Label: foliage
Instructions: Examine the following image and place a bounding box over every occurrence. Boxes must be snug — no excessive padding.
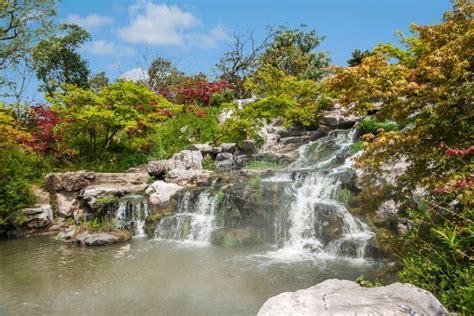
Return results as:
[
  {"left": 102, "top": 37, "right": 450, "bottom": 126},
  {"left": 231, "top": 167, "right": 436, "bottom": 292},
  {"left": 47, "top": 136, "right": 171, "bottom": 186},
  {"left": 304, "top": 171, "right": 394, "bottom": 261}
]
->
[
  {"left": 89, "top": 71, "right": 109, "bottom": 93},
  {"left": 202, "top": 157, "right": 216, "bottom": 171},
  {"left": 222, "top": 66, "right": 330, "bottom": 140},
  {"left": 151, "top": 106, "right": 220, "bottom": 159},
  {"left": 259, "top": 25, "right": 331, "bottom": 81},
  {"left": 337, "top": 188, "right": 354, "bottom": 205},
  {"left": 355, "top": 117, "right": 399, "bottom": 135},
  {"left": 50, "top": 80, "right": 179, "bottom": 162},
  {"left": 346, "top": 49, "right": 373, "bottom": 67},
  {"left": 32, "top": 24, "right": 90, "bottom": 96},
  {"left": 327, "top": 2, "right": 473, "bottom": 311},
  {"left": 356, "top": 275, "right": 382, "bottom": 288},
  {"left": 147, "top": 56, "right": 185, "bottom": 93},
  {"left": 79, "top": 217, "right": 116, "bottom": 232},
  {"left": 161, "top": 79, "right": 233, "bottom": 106},
  {"left": 244, "top": 160, "right": 288, "bottom": 170},
  {"left": 0, "top": 105, "right": 36, "bottom": 232},
  {"left": 0, "top": 0, "right": 56, "bottom": 72},
  {"left": 249, "top": 175, "right": 262, "bottom": 189},
  {"left": 348, "top": 140, "right": 364, "bottom": 155}
]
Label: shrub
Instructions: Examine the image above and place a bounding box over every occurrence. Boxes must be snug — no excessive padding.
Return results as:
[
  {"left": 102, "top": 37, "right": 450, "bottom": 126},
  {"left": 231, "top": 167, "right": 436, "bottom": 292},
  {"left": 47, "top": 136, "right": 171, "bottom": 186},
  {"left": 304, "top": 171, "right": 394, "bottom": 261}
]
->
[
  {"left": 355, "top": 118, "right": 398, "bottom": 135},
  {"left": 348, "top": 140, "right": 364, "bottom": 155}
]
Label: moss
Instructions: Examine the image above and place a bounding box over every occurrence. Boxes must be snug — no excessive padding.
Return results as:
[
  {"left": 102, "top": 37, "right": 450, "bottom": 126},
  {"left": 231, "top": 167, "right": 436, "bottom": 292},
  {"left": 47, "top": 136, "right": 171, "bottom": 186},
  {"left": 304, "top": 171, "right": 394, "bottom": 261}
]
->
[
  {"left": 348, "top": 140, "right": 364, "bottom": 155},
  {"left": 249, "top": 175, "right": 262, "bottom": 190},
  {"left": 337, "top": 188, "right": 354, "bottom": 205},
  {"left": 244, "top": 160, "right": 288, "bottom": 170},
  {"left": 222, "top": 231, "right": 240, "bottom": 247}
]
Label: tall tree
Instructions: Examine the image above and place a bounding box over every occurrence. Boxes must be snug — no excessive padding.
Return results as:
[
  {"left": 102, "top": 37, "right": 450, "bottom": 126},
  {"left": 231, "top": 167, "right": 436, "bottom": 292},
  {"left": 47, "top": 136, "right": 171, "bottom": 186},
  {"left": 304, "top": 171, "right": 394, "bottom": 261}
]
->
[
  {"left": 89, "top": 71, "right": 109, "bottom": 93},
  {"left": 346, "top": 49, "right": 372, "bottom": 67},
  {"left": 32, "top": 23, "right": 90, "bottom": 96},
  {"left": 259, "top": 25, "right": 331, "bottom": 81},
  {"left": 0, "top": 0, "right": 56, "bottom": 71},
  {"left": 147, "top": 56, "right": 184, "bottom": 93}
]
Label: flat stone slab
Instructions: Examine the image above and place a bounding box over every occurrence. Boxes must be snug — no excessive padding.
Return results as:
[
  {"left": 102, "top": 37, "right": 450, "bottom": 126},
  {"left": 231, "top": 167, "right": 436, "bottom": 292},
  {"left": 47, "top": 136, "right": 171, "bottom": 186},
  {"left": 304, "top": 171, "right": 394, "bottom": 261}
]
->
[{"left": 258, "top": 279, "right": 448, "bottom": 316}]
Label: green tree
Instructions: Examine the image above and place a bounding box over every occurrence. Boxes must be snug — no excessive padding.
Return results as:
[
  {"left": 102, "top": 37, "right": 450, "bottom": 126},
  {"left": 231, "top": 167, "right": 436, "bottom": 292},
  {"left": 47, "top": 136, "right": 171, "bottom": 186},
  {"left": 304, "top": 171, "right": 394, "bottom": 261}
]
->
[
  {"left": 89, "top": 71, "right": 109, "bottom": 93},
  {"left": 223, "top": 66, "right": 330, "bottom": 141},
  {"left": 147, "top": 56, "right": 184, "bottom": 93},
  {"left": 51, "top": 81, "right": 179, "bottom": 161},
  {"left": 32, "top": 23, "right": 90, "bottom": 96},
  {"left": 346, "top": 49, "right": 372, "bottom": 67},
  {"left": 0, "top": 0, "right": 56, "bottom": 71},
  {"left": 259, "top": 25, "right": 331, "bottom": 81},
  {"left": 327, "top": 1, "right": 473, "bottom": 311},
  {"left": 0, "top": 104, "right": 36, "bottom": 234}
]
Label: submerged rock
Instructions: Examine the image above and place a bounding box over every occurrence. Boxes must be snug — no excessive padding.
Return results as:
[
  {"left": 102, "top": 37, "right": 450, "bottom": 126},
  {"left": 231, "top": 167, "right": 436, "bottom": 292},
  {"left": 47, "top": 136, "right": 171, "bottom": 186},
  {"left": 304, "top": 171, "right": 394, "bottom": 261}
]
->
[
  {"left": 211, "top": 227, "right": 264, "bottom": 247},
  {"left": 258, "top": 279, "right": 448, "bottom": 316},
  {"left": 72, "top": 230, "right": 131, "bottom": 246}
]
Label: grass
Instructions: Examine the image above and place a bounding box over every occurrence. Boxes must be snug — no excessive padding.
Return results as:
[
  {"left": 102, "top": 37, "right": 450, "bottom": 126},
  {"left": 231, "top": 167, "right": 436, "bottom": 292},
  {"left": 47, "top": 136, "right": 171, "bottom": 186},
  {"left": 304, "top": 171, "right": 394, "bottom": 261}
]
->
[
  {"left": 337, "top": 188, "right": 354, "bottom": 205},
  {"left": 79, "top": 218, "right": 117, "bottom": 232},
  {"left": 348, "top": 140, "right": 364, "bottom": 155}
]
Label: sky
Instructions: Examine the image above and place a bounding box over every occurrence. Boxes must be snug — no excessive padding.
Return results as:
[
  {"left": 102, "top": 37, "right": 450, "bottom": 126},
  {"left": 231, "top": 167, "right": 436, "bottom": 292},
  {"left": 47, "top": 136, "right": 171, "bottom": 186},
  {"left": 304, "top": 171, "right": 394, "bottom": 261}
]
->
[{"left": 48, "top": 0, "right": 454, "bottom": 82}]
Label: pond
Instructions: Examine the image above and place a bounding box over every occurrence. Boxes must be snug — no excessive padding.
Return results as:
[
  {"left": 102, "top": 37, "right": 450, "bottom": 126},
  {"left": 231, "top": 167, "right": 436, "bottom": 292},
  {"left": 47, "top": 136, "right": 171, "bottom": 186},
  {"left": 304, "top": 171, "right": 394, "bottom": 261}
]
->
[{"left": 0, "top": 237, "right": 380, "bottom": 315}]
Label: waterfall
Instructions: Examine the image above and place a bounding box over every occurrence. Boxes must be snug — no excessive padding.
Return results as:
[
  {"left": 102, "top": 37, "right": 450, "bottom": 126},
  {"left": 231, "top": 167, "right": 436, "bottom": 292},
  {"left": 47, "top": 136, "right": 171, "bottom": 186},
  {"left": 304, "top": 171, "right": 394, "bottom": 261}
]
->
[
  {"left": 154, "top": 189, "right": 217, "bottom": 244},
  {"left": 274, "top": 129, "right": 374, "bottom": 259},
  {"left": 114, "top": 195, "right": 150, "bottom": 237}
]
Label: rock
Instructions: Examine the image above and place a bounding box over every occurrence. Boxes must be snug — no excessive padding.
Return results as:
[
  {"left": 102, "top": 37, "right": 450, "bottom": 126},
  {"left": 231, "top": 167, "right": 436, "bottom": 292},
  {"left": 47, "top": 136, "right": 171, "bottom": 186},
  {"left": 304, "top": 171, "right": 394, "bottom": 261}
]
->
[
  {"left": 171, "top": 150, "right": 203, "bottom": 169},
  {"left": 21, "top": 205, "right": 53, "bottom": 230},
  {"left": 57, "top": 227, "right": 76, "bottom": 241},
  {"left": 280, "top": 135, "right": 311, "bottom": 145},
  {"left": 165, "top": 169, "right": 213, "bottom": 186},
  {"left": 215, "top": 159, "right": 236, "bottom": 172},
  {"left": 187, "top": 143, "right": 214, "bottom": 154},
  {"left": 257, "top": 279, "right": 448, "bottom": 316},
  {"left": 146, "top": 160, "right": 174, "bottom": 177},
  {"left": 211, "top": 227, "right": 264, "bottom": 247},
  {"left": 45, "top": 171, "right": 95, "bottom": 192},
  {"left": 56, "top": 193, "right": 81, "bottom": 218},
  {"left": 220, "top": 143, "right": 237, "bottom": 153},
  {"left": 73, "top": 231, "right": 130, "bottom": 246},
  {"left": 216, "top": 152, "right": 234, "bottom": 161},
  {"left": 146, "top": 181, "right": 185, "bottom": 207},
  {"left": 80, "top": 184, "right": 146, "bottom": 209},
  {"left": 320, "top": 104, "right": 361, "bottom": 128},
  {"left": 239, "top": 139, "right": 257, "bottom": 154}
]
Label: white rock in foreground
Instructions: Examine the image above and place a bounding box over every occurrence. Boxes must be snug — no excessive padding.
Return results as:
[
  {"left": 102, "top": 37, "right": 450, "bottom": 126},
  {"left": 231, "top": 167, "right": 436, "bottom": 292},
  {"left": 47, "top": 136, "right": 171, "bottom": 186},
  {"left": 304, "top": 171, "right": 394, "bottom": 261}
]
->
[{"left": 258, "top": 279, "right": 447, "bottom": 316}]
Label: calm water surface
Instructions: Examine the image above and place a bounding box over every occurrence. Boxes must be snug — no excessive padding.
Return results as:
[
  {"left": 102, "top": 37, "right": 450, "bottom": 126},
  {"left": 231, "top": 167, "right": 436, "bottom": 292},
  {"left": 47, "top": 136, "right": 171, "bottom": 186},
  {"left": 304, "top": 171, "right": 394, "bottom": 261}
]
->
[{"left": 0, "top": 237, "right": 380, "bottom": 315}]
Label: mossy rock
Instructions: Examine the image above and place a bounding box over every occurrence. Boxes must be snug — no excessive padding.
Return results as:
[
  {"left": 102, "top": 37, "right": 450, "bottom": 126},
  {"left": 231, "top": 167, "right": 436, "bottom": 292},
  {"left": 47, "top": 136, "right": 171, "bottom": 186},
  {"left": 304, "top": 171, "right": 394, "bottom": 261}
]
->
[
  {"left": 211, "top": 227, "right": 263, "bottom": 247},
  {"left": 144, "top": 209, "right": 175, "bottom": 237}
]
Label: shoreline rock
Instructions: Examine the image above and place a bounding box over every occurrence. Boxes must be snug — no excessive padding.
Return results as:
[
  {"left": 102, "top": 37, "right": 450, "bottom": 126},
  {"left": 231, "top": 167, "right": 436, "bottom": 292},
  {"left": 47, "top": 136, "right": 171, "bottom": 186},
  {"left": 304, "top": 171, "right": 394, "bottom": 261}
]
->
[{"left": 257, "top": 279, "right": 448, "bottom": 315}]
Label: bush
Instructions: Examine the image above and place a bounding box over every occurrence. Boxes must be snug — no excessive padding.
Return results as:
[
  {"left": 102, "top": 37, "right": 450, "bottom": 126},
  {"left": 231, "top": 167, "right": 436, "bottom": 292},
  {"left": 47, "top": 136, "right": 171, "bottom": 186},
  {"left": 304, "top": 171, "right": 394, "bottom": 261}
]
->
[
  {"left": 355, "top": 118, "right": 399, "bottom": 135},
  {"left": 151, "top": 106, "right": 221, "bottom": 159}
]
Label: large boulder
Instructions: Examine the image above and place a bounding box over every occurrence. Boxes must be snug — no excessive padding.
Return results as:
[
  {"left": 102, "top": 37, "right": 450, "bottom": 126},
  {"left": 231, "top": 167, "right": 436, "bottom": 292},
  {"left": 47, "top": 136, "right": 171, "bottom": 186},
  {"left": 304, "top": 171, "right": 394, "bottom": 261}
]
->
[
  {"left": 145, "top": 181, "right": 185, "bottom": 208},
  {"left": 21, "top": 205, "right": 53, "bottom": 230},
  {"left": 80, "top": 183, "right": 146, "bottom": 209},
  {"left": 258, "top": 279, "right": 448, "bottom": 316},
  {"left": 146, "top": 160, "right": 175, "bottom": 177},
  {"left": 171, "top": 150, "right": 203, "bottom": 169},
  {"left": 165, "top": 169, "right": 213, "bottom": 186}
]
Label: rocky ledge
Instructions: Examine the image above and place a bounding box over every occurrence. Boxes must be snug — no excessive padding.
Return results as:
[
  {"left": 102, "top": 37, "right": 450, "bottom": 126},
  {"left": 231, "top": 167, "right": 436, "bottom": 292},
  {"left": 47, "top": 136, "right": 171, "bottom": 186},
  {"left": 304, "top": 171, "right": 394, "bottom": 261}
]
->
[{"left": 257, "top": 279, "right": 448, "bottom": 316}]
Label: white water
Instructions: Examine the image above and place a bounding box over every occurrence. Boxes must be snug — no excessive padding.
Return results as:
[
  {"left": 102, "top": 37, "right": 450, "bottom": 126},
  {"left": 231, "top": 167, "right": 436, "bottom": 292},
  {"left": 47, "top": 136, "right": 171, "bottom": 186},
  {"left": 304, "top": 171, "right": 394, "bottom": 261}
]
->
[
  {"left": 154, "top": 190, "right": 217, "bottom": 245},
  {"left": 269, "top": 129, "right": 374, "bottom": 260},
  {"left": 115, "top": 195, "right": 150, "bottom": 237}
]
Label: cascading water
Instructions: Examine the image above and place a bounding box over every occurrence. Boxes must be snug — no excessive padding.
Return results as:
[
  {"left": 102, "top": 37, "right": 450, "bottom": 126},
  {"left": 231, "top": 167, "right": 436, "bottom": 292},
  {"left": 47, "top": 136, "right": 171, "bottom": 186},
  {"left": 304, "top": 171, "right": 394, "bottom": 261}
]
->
[
  {"left": 270, "top": 129, "right": 374, "bottom": 259},
  {"left": 114, "top": 195, "right": 150, "bottom": 237},
  {"left": 154, "top": 189, "right": 217, "bottom": 244}
]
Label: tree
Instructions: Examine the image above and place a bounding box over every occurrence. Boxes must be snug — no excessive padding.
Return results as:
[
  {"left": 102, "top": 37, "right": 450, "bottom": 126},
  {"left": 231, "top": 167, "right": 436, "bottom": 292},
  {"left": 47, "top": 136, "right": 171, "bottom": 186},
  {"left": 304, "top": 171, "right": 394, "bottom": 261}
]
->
[
  {"left": 89, "top": 71, "right": 109, "bottom": 93},
  {"left": 0, "top": 0, "right": 56, "bottom": 71},
  {"left": 259, "top": 25, "right": 331, "bottom": 81},
  {"left": 0, "top": 104, "right": 36, "bottom": 233},
  {"left": 326, "top": 1, "right": 473, "bottom": 311},
  {"left": 147, "top": 57, "right": 184, "bottom": 93},
  {"left": 32, "top": 23, "right": 90, "bottom": 96},
  {"left": 51, "top": 81, "right": 180, "bottom": 161},
  {"left": 223, "top": 66, "right": 330, "bottom": 141},
  {"left": 216, "top": 27, "right": 275, "bottom": 97},
  {"left": 346, "top": 49, "right": 372, "bottom": 67}
]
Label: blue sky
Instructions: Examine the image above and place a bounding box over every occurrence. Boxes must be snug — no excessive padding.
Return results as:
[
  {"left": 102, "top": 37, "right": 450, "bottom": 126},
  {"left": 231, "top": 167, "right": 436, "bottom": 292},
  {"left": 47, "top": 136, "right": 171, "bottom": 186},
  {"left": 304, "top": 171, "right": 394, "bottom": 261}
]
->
[{"left": 59, "top": 0, "right": 451, "bottom": 81}]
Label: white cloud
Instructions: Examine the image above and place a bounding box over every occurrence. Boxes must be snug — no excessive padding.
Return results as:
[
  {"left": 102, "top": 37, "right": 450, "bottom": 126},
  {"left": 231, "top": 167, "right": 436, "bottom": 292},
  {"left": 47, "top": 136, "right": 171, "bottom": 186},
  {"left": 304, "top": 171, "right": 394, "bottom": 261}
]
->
[
  {"left": 121, "top": 67, "right": 149, "bottom": 82},
  {"left": 185, "top": 25, "right": 231, "bottom": 49},
  {"left": 82, "top": 40, "right": 136, "bottom": 56},
  {"left": 66, "top": 14, "right": 114, "bottom": 30},
  {"left": 117, "top": 3, "right": 200, "bottom": 46},
  {"left": 117, "top": 2, "right": 229, "bottom": 49}
]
